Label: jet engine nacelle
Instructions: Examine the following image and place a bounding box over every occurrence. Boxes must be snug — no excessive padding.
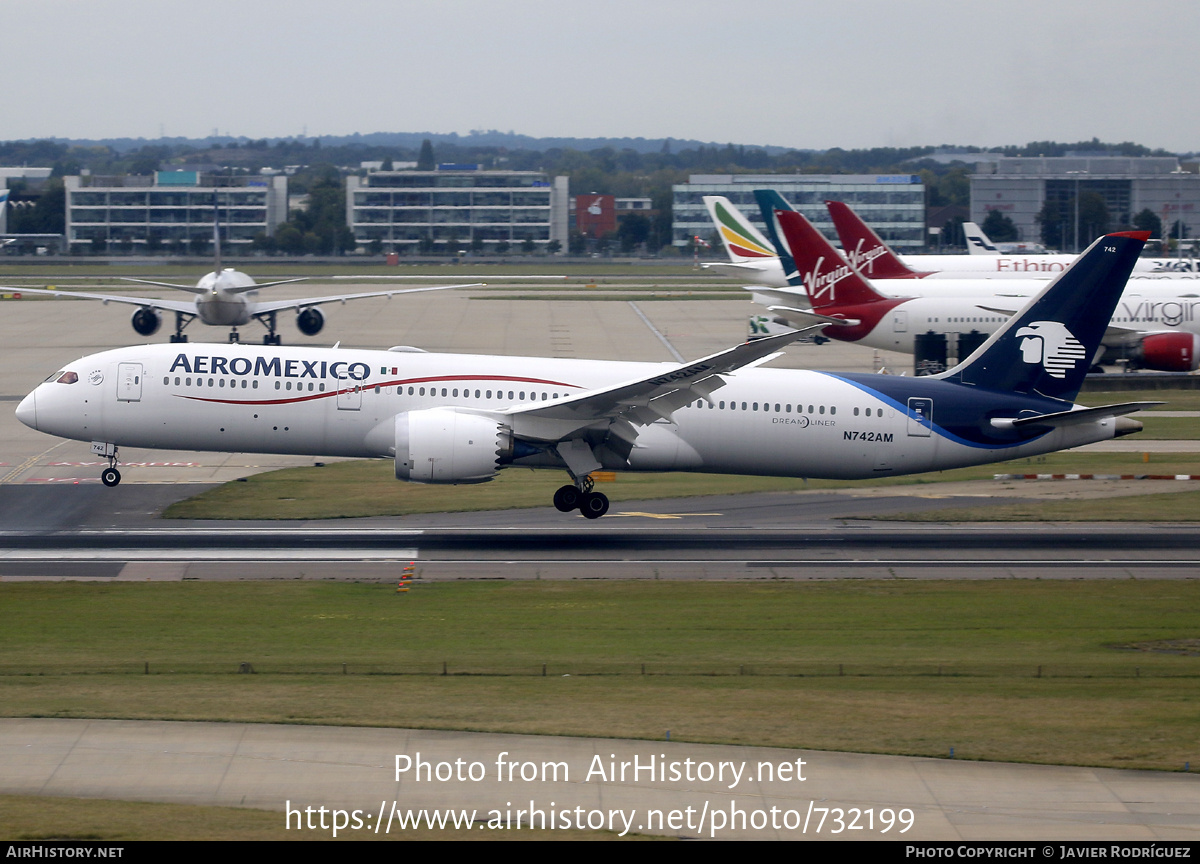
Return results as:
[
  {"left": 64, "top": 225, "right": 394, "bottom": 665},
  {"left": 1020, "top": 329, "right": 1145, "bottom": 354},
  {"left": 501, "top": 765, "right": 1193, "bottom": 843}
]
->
[
  {"left": 394, "top": 408, "right": 511, "bottom": 484},
  {"left": 130, "top": 308, "right": 161, "bottom": 336},
  {"left": 1140, "top": 332, "right": 1200, "bottom": 372},
  {"left": 296, "top": 307, "right": 325, "bottom": 336}
]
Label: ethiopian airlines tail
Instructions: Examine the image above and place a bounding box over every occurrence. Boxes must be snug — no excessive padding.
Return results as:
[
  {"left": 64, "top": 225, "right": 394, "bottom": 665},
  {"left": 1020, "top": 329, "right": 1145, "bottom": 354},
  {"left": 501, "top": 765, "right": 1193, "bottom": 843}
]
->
[
  {"left": 824, "top": 199, "right": 934, "bottom": 279},
  {"left": 943, "top": 231, "right": 1150, "bottom": 402},
  {"left": 963, "top": 222, "right": 1000, "bottom": 255},
  {"left": 702, "top": 196, "right": 777, "bottom": 263}
]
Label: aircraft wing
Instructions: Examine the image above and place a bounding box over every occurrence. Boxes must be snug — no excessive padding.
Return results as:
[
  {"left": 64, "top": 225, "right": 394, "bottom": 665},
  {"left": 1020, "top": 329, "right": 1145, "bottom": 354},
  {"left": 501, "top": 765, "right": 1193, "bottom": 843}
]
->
[
  {"left": 503, "top": 328, "right": 815, "bottom": 470},
  {"left": 11, "top": 286, "right": 199, "bottom": 315},
  {"left": 247, "top": 282, "right": 485, "bottom": 315}
]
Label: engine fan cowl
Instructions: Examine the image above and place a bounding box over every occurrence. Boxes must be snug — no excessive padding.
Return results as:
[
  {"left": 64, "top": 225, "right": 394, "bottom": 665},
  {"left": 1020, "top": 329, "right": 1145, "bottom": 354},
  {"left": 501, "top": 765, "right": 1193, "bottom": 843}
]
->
[
  {"left": 296, "top": 307, "right": 325, "bottom": 336},
  {"left": 394, "top": 408, "right": 510, "bottom": 484},
  {"left": 1140, "top": 332, "right": 1200, "bottom": 372},
  {"left": 130, "top": 308, "right": 161, "bottom": 336}
]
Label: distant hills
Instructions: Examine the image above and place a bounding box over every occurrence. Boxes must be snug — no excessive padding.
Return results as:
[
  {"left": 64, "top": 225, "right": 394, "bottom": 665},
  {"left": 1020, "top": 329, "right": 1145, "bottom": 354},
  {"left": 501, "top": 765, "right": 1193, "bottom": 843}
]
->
[{"left": 41, "top": 130, "right": 800, "bottom": 156}]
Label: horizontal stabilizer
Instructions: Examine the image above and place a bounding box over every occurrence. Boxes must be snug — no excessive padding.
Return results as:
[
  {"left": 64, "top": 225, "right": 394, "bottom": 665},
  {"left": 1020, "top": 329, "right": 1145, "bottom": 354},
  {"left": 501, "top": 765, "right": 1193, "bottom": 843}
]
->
[
  {"left": 120, "top": 277, "right": 207, "bottom": 294},
  {"left": 227, "top": 277, "right": 309, "bottom": 295},
  {"left": 989, "top": 402, "right": 1163, "bottom": 430},
  {"left": 767, "top": 305, "right": 860, "bottom": 327}
]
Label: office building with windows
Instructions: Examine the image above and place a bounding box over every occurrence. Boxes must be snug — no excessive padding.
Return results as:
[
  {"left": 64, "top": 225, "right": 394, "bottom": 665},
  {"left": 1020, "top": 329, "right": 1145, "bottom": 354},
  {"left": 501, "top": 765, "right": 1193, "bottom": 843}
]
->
[
  {"left": 346, "top": 167, "right": 569, "bottom": 253},
  {"left": 673, "top": 173, "right": 927, "bottom": 249},
  {"left": 64, "top": 172, "right": 287, "bottom": 254},
  {"left": 970, "top": 156, "right": 1200, "bottom": 251}
]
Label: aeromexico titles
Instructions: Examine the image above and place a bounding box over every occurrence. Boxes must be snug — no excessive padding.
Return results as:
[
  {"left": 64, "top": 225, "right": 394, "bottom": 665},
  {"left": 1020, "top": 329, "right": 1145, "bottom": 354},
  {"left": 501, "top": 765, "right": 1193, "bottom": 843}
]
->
[
  {"left": 732, "top": 191, "right": 1200, "bottom": 373},
  {"left": 17, "top": 229, "right": 1160, "bottom": 518}
]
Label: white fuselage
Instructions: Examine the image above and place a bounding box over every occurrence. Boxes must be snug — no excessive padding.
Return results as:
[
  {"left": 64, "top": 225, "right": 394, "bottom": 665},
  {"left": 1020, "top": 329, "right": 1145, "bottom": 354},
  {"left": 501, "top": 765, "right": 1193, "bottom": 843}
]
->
[
  {"left": 191, "top": 269, "right": 259, "bottom": 326},
  {"left": 903, "top": 253, "right": 1198, "bottom": 279},
  {"left": 18, "top": 343, "right": 1122, "bottom": 483},
  {"left": 752, "top": 280, "right": 1200, "bottom": 356},
  {"left": 707, "top": 257, "right": 1200, "bottom": 287}
]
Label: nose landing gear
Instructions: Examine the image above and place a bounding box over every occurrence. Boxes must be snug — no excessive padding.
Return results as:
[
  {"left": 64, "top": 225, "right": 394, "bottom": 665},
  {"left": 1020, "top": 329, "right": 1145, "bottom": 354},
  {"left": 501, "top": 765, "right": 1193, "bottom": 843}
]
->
[{"left": 99, "top": 446, "right": 121, "bottom": 487}]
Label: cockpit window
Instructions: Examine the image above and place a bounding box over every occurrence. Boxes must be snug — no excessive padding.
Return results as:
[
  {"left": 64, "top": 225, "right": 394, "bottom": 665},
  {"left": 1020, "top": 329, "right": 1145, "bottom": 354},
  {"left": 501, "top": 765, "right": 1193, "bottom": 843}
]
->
[{"left": 54, "top": 371, "right": 79, "bottom": 385}]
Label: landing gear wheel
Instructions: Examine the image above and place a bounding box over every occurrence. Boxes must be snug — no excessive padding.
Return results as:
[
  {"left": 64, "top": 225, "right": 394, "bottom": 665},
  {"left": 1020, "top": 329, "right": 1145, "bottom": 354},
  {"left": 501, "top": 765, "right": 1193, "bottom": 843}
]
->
[
  {"left": 101, "top": 467, "right": 121, "bottom": 487},
  {"left": 553, "top": 484, "right": 580, "bottom": 512},
  {"left": 263, "top": 334, "right": 281, "bottom": 346},
  {"left": 579, "top": 491, "right": 609, "bottom": 519}
]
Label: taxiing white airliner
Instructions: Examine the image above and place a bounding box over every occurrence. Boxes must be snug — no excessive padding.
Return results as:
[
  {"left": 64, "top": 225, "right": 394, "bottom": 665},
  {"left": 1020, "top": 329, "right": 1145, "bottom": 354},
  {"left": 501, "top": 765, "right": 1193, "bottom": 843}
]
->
[
  {"left": 15, "top": 210, "right": 480, "bottom": 344},
  {"left": 17, "top": 230, "right": 1156, "bottom": 518}
]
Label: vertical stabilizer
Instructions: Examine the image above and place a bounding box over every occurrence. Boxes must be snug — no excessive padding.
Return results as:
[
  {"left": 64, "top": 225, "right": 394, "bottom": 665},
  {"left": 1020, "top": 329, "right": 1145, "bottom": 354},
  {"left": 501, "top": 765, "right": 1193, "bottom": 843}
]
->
[
  {"left": 963, "top": 222, "right": 1000, "bottom": 255},
  {"left": 701, "top": 196, "right": 777, "bottom": 263},
  {"left": 825, "top": 199, "right": 933, "bottom": 279},
  {"left": 773, "top": 209, "right": 897, "bottom": 309},
  {"left": 751, "top": 189, "right": 801, "bottom": 285},
  {"left": 944, "top": 232, "right": 1149, "bottom": 400},
  {"left": 212, "top": 191, "right": 222, "bottom": 277}
]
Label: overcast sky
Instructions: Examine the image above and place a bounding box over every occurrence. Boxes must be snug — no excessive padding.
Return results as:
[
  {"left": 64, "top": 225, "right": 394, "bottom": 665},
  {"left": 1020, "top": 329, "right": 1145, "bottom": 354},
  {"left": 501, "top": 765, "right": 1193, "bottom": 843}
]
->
[{"left": 4, "top": 0, "right": 1196, "bottom": 152}]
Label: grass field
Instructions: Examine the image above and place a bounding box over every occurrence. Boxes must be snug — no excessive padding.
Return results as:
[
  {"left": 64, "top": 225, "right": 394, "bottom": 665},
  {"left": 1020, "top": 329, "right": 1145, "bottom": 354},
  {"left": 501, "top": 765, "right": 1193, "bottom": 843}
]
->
[
  {"left": 1079, "top": 390, "right": 1200, "bottom": 411},
  {"left": 164, "top": 451, "right": 1200, "bottom": 521},
  {"left": 0, "top": 794, "right": 621, "bottom": 841},
  {"left": 870, "top": 488, "right": 1200, "bottom": 522},
  {"left": 1136, "top": 416, "right": 1200, "bottom": 439},
  {"left": 1, "top": 580, "right": 1197, "bottom": 772}
]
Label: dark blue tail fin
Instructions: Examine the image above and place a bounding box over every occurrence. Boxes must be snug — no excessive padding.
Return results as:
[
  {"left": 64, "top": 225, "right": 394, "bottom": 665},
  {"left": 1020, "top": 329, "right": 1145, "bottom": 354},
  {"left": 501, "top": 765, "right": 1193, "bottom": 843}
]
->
[
  {"left": 752, "top": 189, "right": 802, "bottom": 285},
  {"left": 944, "top": 231, "right": 1149, "bottom": 401}
]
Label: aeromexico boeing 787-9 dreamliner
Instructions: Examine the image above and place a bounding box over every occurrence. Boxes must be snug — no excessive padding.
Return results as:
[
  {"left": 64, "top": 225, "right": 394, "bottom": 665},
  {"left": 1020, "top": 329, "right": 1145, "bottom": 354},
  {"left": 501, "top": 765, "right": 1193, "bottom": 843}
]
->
[{"left": 17, "top": 231, "right": 1157, "bottom": 518}]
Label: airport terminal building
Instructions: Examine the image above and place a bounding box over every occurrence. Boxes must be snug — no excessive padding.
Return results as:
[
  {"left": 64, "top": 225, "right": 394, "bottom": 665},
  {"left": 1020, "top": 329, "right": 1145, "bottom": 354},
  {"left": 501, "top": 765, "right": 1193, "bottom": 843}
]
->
[
  {"left": 672, "top": 173, "right": 928, "bottom": 249},
  {"left": 64, "top": 172, "right": 288, "bottom": 255},
  {"left": 346, "top": 167, "right": 570, "bottom": 254},
  {"left": 970, "top": 156, "right": 1200, "bottom": 251}
]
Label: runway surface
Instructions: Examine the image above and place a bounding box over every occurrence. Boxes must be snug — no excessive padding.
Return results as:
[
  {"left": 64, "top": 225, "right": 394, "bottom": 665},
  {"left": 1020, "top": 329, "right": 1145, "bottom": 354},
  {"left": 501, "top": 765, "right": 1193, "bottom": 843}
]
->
[{"left": 1, "top": 482, "right": 1199, "bottom": 582}]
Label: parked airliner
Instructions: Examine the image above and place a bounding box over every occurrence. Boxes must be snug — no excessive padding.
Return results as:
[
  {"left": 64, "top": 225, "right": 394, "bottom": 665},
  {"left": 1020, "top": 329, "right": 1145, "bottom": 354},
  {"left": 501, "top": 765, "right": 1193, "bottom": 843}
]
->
[
  {"left": 828, "top": 203, "right": 1194, "bottom": 278},
  {"left": 759, "top": 204, "right": 1200, "bottom": 372},
  {"left": 703, "top": 193, "right": 1197, "bottom": 284},
  {"left": 17, "top": 231, "right": 1157, "bottom": 518}
]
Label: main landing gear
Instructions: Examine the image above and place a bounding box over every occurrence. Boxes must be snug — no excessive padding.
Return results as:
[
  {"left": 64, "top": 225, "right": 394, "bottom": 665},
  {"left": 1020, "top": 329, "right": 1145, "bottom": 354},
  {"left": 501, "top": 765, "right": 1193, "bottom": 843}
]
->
[
  {"left": 257, "top": 311, "right": 282, "bottom": 345},
  {"left": 169, "top": 311, "right": 194, "bottom": 343},
  {"left": 100, "top": 447, "right": 121, "bottom": 487},
  {"left": 553, "top": 475, "right": 609, "bottom": 519}
]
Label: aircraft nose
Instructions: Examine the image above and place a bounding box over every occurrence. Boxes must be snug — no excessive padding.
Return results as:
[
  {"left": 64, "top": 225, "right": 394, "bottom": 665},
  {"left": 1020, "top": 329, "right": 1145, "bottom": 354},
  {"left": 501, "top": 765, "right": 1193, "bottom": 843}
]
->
[{"left": 15, "top": 390, "right": 37, "bottom": 430}]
